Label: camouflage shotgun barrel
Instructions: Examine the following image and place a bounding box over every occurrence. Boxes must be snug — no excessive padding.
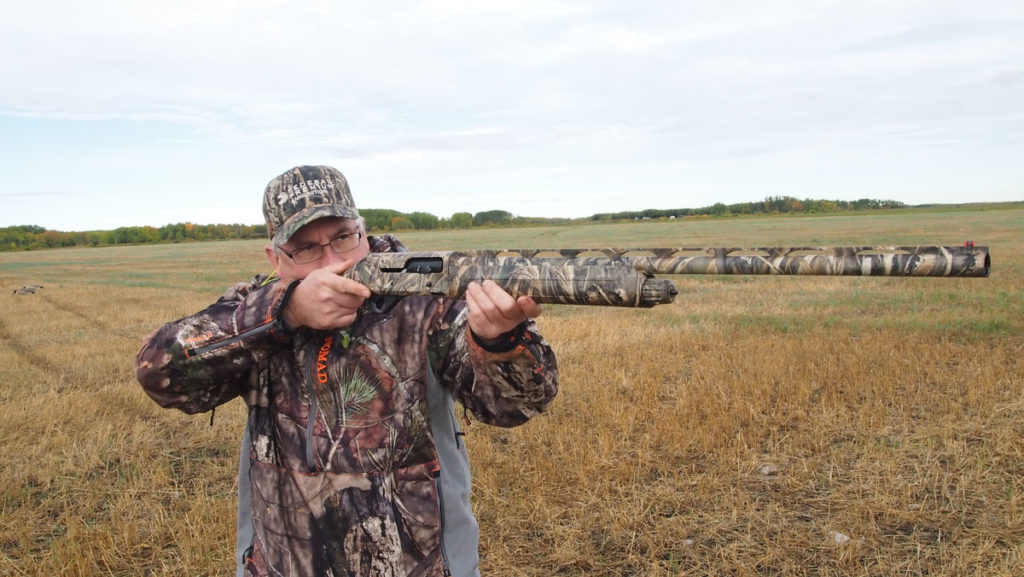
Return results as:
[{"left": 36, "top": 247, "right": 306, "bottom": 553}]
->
[{"left": 345, "top": 245, "right": 990, "bottom": 308}]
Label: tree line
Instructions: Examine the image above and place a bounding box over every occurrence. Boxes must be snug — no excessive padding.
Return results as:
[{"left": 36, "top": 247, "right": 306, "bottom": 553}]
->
[
  {"left": 2, "top": 197, "right": 903, "bottom": 251},
  {"left": 0, "top": 223, "right": 270, "bottom": 251},
  {"left": 359, "top": 209, "right": 568, "bottom": 231},
  {"left": 589, "top": 196, "right": 906, "bottom": 221},
  {"left": 0, "top": 209, "right": 567, "bottom": 251}
]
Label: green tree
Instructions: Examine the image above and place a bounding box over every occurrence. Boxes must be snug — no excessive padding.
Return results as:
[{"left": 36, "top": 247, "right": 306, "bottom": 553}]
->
[
  {"left": 407, "top": 212, "right": 439, "bottom": 230},
  {"left": 472, "top": 210, "right": 513, "bottom": 226},
  {"left": 450, "top": 212, "right": 473, "bottom": 228},
  {"left": 361, "top": 209, "right": 403, "bottom": 231},
  {"left": 389, "top": 216, "right": 414, "bottom": 230}
]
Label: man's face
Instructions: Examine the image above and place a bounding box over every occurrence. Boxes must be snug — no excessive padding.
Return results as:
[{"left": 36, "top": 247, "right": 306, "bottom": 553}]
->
[{"left": 265, "top": 217, "right": 369, "bottom": 280}]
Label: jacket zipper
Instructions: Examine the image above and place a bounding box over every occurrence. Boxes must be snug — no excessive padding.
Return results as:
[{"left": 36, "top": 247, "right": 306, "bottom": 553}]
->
[
  {"left": 433, "top": 469, "right": 452, "bottom": 576},
  {"left": 303, "top": 335, "right": 323, "bottom": 471}
]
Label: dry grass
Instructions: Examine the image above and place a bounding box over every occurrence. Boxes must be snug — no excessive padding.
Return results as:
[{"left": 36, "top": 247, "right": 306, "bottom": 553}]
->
[{"left": 1, "top": 208, "right": 1022, "bottom": 576}]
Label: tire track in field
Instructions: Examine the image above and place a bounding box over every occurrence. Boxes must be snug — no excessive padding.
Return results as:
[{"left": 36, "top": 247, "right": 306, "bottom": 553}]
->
[
  {"left": 0, "top": 317, "right": 59, "bottom": 377},
  {"left": 37, "top": 292, "right": 116, "bottom": 332}
]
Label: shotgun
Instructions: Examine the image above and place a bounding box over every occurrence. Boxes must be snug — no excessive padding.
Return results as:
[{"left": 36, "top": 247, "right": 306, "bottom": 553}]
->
[{"left": 345, "top": 245, "right": 990, "bottom": 308}]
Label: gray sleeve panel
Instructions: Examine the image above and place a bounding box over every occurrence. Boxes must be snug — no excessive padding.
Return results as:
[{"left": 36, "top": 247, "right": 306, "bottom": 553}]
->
[
  {"left": 236, "top": 420, "right": 254, "bottom": 577},
  {"left": 426, "top": 360, "right": 481, "bottom": 577}
]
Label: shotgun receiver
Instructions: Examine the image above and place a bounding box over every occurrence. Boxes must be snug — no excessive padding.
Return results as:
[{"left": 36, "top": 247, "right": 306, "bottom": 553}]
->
[{"left": 345, "top": 245, "right": 990, "bottom": 308}]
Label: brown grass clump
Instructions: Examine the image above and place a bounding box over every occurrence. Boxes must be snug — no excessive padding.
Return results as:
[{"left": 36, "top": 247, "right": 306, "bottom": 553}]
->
[{"left": 1, "top": 208, "right": 1022, "bottom": 576}]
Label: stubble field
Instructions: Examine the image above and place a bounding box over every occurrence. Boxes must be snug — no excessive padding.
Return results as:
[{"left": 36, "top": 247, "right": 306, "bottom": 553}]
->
[{"left": 1, "top": 207, "right": 1022, "bottom": 576}]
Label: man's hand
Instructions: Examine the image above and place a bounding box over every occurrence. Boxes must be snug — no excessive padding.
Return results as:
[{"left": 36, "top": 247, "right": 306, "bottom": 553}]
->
[
  {"left": 282, "top": 262, "right": 371, "bottom": 331},
  {"left": 465, "top": 280, "right": 542, "bottom": 342}
]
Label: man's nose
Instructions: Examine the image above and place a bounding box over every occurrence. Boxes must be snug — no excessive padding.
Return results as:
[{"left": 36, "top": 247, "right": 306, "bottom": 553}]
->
[{"left": 319, "top": 244, "right": 351, "bottom": 267}]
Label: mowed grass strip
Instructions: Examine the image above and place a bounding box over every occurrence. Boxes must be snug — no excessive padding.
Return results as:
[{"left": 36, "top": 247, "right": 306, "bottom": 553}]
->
[{"left": 0, "top": 207, "right": 1021, "bottom": 576}]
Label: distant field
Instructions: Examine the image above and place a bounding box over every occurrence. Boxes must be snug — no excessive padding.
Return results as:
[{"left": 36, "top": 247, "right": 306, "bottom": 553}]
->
[{"left": 1, "top": 207, "right": 1021, "bottom": 576}]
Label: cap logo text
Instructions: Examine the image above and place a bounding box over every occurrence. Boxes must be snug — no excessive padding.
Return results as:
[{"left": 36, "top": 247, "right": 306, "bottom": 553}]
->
[{"left": 275, "top": 178, "right": 336, "bottom": 207}]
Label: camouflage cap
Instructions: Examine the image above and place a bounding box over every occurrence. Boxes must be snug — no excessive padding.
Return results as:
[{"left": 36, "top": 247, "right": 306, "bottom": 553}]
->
[{"left": 263, "top": 166, "right": 361, "bottom": 246}]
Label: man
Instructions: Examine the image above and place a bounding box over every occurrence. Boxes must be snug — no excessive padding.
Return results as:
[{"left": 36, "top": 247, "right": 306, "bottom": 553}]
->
[{"left": 136, "top": 165, "right": 559, "bottom": 577}]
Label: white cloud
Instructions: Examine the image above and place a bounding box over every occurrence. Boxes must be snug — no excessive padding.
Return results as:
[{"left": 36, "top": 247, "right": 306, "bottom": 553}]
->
[{"left": 1, "top": 1, "right": 1022, "bottom": 230}]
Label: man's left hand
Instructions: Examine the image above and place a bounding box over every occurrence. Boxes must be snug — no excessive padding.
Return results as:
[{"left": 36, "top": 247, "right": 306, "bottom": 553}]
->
[{"left": 465, "top": 280, "right": 542, "bottom": 341}]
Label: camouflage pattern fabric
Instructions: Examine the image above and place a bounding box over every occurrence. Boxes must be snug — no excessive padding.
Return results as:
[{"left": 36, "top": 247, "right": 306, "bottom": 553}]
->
[
  {"left": 345, "top": 252, "right": 678, "bottom": 307},
  {"left": 338, "top": 245, "right": 988, "bottom": 310},
  {"left": 135, "top": 235, "right": 558, "bottom": 577}
]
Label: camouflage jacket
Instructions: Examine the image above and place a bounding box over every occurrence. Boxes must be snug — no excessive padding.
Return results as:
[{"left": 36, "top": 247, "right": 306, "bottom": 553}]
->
[{"left": 135, "top": 236, "right": 559, "bottom": 577}]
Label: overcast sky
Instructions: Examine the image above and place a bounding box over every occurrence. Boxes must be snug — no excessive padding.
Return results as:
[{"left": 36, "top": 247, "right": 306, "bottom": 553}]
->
[{"left": 2, "top": 0, "right": 1022, "bottom": 231}]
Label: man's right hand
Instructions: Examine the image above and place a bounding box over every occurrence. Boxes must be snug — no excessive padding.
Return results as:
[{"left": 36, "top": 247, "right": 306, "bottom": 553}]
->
[{"left": 282, "top": 261, "right": 371, "bottom": 330}]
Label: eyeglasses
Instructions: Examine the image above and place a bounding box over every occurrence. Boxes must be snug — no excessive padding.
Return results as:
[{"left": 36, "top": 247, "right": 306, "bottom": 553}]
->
[{"left": 279, "top": 231, "right": 363, "bottom": 264}]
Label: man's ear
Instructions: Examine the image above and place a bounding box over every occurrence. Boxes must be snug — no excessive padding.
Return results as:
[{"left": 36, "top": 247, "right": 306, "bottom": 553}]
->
[{"left": 265, "top": 244, "right": 280, "bottom": 269}]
